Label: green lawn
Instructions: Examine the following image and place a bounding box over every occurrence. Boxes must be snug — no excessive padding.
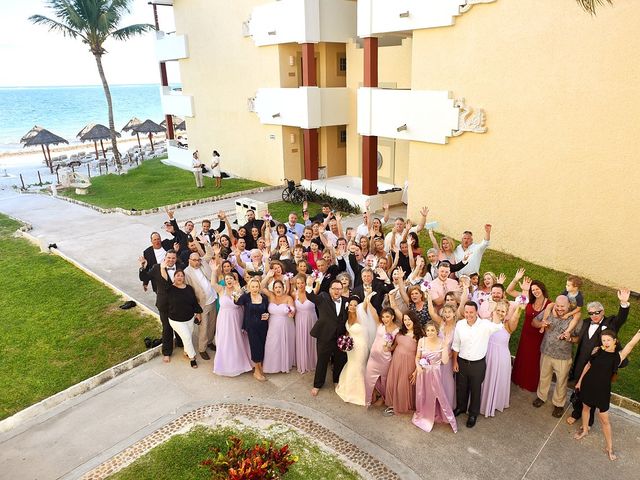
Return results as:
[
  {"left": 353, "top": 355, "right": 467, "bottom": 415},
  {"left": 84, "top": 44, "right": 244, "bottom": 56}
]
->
[
  {"left": 267, "top": 200, "right": 323, "bottom": 223},
  {"left": 417, "top": 230, "right": 640, "bottom": 400},
  {"left": 111, "top": 424, "right": 360, "bottom": 480},
  {"left": 0, "top": 214, "right": 161, "bottom": 420},
  {"left": 60, "top": 158, "right": 267, "bottom": 210}
]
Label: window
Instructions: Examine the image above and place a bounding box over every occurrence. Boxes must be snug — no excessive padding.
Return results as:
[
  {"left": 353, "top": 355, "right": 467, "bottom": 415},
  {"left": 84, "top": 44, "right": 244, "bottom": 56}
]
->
[
  {"left": 337, "top": 127, "right": 347, "bottom": 148},
  {"left": 337, "top": 53, "right": 347, "bottom": 76}
]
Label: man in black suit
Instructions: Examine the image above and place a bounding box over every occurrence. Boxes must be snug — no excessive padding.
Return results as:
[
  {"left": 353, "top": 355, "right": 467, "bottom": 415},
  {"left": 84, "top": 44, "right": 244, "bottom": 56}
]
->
[
  {"left": 139, "top": 249, "right": 184, "bottom": 361},
  {"left": 307, "top": 278, "right": 348, "bottom": 396},
  {"left": 138, "top": 232, "right": 173, "bottom": 292},
  {"left": 567, "top": 289, "right": 631, "bottom": 425},
  {"left": 315, "top": 257, "right": 345, "bottom": 293}
]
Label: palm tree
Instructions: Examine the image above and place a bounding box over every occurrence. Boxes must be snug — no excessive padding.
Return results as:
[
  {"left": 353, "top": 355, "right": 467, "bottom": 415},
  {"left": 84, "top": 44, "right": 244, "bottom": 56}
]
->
[
  {"left": 30, "top": 0, "right": 154, "bottom": 169},
  {"left": 576, "top": 0, "right": 613, "bottom": 14}
]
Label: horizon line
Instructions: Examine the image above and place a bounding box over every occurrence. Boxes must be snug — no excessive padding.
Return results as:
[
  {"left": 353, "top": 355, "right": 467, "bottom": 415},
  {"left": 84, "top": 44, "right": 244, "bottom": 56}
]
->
[{"left": 0, "top": 82, "right": 180, "bottom": 89}]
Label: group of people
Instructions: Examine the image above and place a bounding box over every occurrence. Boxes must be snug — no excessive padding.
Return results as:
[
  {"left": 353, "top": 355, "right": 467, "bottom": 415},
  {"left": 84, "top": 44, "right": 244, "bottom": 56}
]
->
[
  {"left": 137, "top": 201, "right": 639, "bottom": 461},
  {"left": 191, "top": 149, "right": 222, "bottom": 188}
]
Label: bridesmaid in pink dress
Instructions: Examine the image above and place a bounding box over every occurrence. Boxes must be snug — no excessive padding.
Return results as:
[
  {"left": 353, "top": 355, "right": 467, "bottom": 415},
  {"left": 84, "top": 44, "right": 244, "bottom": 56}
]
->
[
  {"left": 384, "top": 311, "right": 424, "bottom": 416},
  {"left": 261, "top": 278, "right": 296, "bottom": 374},
  {"left": 427, "top": 294, "right": 459, "bottom": 409},
  {"left": 364, "top": 307, "right": 400, "bottom": 406},
  {"left": 480, "top": 299, "right": 524, "bottom": 417},
  {"left": 412, "top": 322, "right": 457, "bottom": 433},
  {"left": 292, "top": 275, "right": 318, "bottom": 373},
  {"left": 210, "top": 269, "right": 252, "bottom": 377}
]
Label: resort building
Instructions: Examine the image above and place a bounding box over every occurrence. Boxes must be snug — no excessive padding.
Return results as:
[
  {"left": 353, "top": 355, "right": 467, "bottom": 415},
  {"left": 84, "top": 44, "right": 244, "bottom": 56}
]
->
[{"left": 153, "top": 0, "right": 640, "bottom": 291}]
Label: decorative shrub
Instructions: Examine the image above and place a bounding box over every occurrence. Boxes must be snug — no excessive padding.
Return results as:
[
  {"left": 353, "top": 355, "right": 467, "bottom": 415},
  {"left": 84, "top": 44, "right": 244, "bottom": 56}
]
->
[
  {"left": 201, "top": 435, "right": 298, "bottom": 479},
  {"left": 301, "top": 188, "right": 361, "bottom": 215}
]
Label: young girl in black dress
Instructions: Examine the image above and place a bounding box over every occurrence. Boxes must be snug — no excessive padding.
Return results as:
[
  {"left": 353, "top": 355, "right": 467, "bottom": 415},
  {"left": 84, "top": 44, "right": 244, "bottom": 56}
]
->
[{"left": 574, "top": 327, "right": 640, "bottom": 460}]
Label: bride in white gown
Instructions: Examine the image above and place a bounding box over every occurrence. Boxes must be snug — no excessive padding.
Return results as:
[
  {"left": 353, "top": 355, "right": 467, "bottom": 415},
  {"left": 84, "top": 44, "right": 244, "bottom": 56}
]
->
[{"left": 335, "top": 292, "right": 378, "bottom": 406}]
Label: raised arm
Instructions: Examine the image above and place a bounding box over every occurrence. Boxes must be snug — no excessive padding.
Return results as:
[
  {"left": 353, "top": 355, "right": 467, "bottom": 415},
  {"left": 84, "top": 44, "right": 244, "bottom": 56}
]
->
[
  {"left": 505, "top": 304, "right": 523, "bottom": 334},
  {"left": 506, "top": 268, "right": 526, "bottom": 298},
  {"left": 414, "top": 206, "right": 428, "bottom": 233},
  {"left": 210, "top": 262, "right": 224, "bottom": 294},
  {"left": 388, "top": 288, "right": 405, "bottom": 324},
  {"left": 619, "top": 328, "right": 640, "bottom": 364},
  {"left": 407, "top": 235, "right": 416, "bottom": 270},
  {"left": 426, "top": 291, "right": 444, "bottom": 325},
  {"left": 428, "top": 229, "right": 439, "bottom": 251},
  {"left": 382, "top": 202, "right": 390, "bottom": 225}
]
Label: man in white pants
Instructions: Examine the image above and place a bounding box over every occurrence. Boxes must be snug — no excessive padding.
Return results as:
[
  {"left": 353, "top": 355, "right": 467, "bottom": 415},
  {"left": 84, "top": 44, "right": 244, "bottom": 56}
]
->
[{"left": 184, "top": 252, "right": 217, "bottom": 359}]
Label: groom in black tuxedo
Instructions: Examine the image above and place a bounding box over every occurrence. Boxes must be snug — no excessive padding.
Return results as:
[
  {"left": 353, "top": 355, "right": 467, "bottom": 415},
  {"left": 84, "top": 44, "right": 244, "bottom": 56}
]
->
[{"left": 307, "top": 278, "right": 348, "bottom": 396}]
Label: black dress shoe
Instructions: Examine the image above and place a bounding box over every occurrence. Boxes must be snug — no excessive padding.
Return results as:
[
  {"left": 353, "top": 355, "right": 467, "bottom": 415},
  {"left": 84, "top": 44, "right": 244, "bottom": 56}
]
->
[
  {"left": 453, "top": 408, "right": 465, "bottom": 417},
  {"left": 207, "top": 342, "right": 217, "bottom": 351},
  {"left": 200, "top": 351, "right": 211, "bottom": 360},
  {"left": 466, "top": 416, "right": 477, "bottom": 428}
]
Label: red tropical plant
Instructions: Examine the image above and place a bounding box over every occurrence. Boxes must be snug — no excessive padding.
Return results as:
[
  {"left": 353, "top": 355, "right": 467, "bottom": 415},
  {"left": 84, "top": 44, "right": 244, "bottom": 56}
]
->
[{"left": 201, "top": 436, "right": 297, "bottom": 479}]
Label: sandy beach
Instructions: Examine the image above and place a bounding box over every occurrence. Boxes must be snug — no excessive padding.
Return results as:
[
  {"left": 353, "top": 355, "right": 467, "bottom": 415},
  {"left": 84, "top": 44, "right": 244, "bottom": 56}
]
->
[{"left": 0, "top": 134, "right": 167, "bottom": 190}]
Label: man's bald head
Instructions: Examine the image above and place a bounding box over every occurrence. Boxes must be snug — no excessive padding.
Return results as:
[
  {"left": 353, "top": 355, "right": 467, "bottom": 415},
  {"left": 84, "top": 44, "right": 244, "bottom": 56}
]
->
[{"left": 554, "top": 295, "right": 569, "bottom": 316}]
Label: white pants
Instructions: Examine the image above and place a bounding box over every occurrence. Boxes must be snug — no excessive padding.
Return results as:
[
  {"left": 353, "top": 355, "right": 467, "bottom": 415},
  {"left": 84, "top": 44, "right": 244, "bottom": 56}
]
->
[{"left": 169, "top": 318, "right": 197, "bottom": 359}]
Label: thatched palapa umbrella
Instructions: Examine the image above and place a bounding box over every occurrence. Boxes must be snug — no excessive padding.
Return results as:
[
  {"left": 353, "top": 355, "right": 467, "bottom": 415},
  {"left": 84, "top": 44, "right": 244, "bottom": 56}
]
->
[
  {"left": 77, "top": 123, "right": 121, "bottom": 159},
  {"left": 160, "top": 115, "right": 185, "bottom": 132},
  {"left": 121, "top": 117, "right": 142, "bottom": 148},
  {"left": 131, "top": 119, "right": 165, "bottom": 152},
  {"left": 22, "top": 128, "right": 68, "bottom": 173}
]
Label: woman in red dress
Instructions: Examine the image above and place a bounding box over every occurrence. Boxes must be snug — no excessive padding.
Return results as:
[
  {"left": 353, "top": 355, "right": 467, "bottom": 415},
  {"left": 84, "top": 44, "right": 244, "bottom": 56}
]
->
[{"left": 508, "top": 270, "right": 548, "bottom": 392}]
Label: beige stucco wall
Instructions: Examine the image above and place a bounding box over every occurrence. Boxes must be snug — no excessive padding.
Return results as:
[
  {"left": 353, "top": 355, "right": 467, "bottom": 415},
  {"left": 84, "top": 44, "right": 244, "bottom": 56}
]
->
[
  {"left": 407, "top": 1, "right": 640, "bottom": 290},
  {"left": 317, "top": 43, "right": 347, "bottom": 88},
  {"left": 174, "top": 0, "right": 285, "bottom": 185}
]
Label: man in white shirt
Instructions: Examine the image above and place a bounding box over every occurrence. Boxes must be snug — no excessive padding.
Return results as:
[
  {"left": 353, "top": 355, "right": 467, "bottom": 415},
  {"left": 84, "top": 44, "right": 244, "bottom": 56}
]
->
[
  {"left": 454, "top": 224, "right": 492, "bottom": 277},
  {"left": 284, "top": 212, "right": 306, "bottom": 242},
  {"left": 229, "top": 237, "right": 251, "bottom": 278},
  {"left": 383, "top": 207, "right": 429, "bottom": 252},
  {"left": 185, "top": 253, "right": 218, "bottom": 360},
  {"left": 452, "top": 300, "right": 503, "bottom": 428},
  {"left": 355, "top": 202, "right": 390, "bottom": 242}
]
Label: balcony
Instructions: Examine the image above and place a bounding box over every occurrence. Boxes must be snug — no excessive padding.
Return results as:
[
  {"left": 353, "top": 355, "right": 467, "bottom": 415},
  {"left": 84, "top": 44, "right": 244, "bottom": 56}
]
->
[
  {"left": 246, "top": 0, "right": 356, "bottom": 46},
  {"left": 358, "top": 0, "right": 467, "bottom": 37},
  {"left": 164, "top": 139, "right": 194, "bottom": 171},
  {"left": 155, "top": 31, "right": 189, "bottom": 62},
  {"left": 357, "top": 88, "right": 459, "bottom": 144},
  {"left": 160, "top": 86, "right": 194, "bottom": 118},
  {"left": 253, "top": 87, "right": 348, "bottom": 129}
]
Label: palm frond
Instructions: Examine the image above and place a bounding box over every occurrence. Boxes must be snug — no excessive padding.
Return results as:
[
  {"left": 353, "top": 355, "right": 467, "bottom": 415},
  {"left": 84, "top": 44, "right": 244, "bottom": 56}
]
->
[
  {"left": 110, "top": 23, "right": 155, "bottom": 41},
  {"left": 576, "top": 0, "right": 613, "bottom": 15},
  {"left": 28, "top": 14, "right": 83, "bottom": 40}
]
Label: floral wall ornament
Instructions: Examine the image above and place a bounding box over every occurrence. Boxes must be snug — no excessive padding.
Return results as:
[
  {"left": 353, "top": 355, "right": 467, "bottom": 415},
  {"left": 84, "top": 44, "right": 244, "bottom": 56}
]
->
[
  {"left": 460, "top": 0, "right": 497, "bottom": 14},
  {"left": 452, "top": 97, "right": 487, "bottom": 137}
]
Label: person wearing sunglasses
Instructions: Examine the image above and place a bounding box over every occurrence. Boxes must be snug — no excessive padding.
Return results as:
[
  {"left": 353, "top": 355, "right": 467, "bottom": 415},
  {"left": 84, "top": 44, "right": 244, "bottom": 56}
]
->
[{"left": 567, "top": 288, "right": 631, "bottom": 426}]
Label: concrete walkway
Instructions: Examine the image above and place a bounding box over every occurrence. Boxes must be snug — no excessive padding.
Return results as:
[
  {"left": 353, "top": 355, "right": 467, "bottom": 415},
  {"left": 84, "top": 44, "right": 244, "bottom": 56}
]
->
[{"left": 1, "top": 190, "right": 639, "bottom": 480}]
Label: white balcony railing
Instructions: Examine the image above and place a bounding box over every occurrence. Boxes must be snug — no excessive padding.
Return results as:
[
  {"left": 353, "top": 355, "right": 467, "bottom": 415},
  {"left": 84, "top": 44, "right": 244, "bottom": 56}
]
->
[
  {"left": 165, "top": 139, "right": 194, "bottom": 171},
  {"left": 160, "top": 86, "right": 194, "bottom": 118},
  {"left": 357, "top": 88, "right": 459, "bottom": 144},
  {"left": 358, "top": 0, "right": 495, "bottom": 37},
  {"left": 247, "top": 0, "right": 356, "bottom": 46},
  {"left": 253, "top": 87, "right": 348, "bottom": 129},
  {"left": 155, "top": 31, "right": 189, "bottom": 62}
]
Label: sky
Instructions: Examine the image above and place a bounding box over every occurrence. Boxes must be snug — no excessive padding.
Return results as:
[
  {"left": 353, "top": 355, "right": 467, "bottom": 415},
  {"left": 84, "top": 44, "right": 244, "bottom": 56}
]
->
[{"left": 0, "top": 0, "right": 180, "bottom": 87}]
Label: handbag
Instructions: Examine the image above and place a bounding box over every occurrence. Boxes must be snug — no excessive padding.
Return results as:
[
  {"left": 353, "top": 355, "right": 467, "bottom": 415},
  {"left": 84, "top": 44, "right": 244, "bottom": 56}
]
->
[{"left": 201, "top": 164, "right": 208, "bottom": 173}]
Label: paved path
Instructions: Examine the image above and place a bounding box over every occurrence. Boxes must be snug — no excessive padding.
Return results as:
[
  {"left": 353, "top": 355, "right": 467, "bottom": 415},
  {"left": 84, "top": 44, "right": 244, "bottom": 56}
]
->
[{"left": 1, "top": 190, "right": 639, "bottom": 480}]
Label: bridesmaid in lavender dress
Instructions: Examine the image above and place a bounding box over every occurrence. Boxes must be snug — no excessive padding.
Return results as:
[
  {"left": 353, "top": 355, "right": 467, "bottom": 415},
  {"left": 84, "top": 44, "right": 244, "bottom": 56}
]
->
[
  {"left": 210, "top": 269, "right": 252, "bottom": 376},
  {"left": 364, "top": 307, "right": 400, "bottom": 407},
  {"left": 292, "top": 274, "right": 318, "bottom": 373},
  {"left": 412, "top": 322, "right": 457, "bottom": 433},
  {"left": 262, "top": 279, "right": 296, "bottom": 374},
  {"left": 480, "top": 299, "right": 524, "bottom": 417}
]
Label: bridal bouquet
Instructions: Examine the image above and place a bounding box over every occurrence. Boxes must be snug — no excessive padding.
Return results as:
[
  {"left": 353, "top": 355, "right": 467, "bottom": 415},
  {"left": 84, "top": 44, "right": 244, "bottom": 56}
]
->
[
  {"left": 419, "top": 357, "right": 430, "bottom": 368},
  {"left": 337, "top": 335, "right": 354, "bottom": 352},
  {"left": 515, "top": 294, "right": 529, "bottom": 305},
  {"left": 383, "top": 332, "right": 395, "bottom": 349}
]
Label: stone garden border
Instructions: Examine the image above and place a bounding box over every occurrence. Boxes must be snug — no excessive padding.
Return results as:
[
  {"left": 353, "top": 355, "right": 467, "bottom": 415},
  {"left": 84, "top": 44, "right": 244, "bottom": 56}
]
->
[{"left": 79, "top": 403, "right": 419, "bottom": 480}]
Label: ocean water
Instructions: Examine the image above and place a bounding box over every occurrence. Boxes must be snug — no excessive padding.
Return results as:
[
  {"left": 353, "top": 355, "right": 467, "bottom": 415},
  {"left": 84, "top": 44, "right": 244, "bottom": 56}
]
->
[{"left": 0, "top": 84, "right": 166, "bottom": 152}]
